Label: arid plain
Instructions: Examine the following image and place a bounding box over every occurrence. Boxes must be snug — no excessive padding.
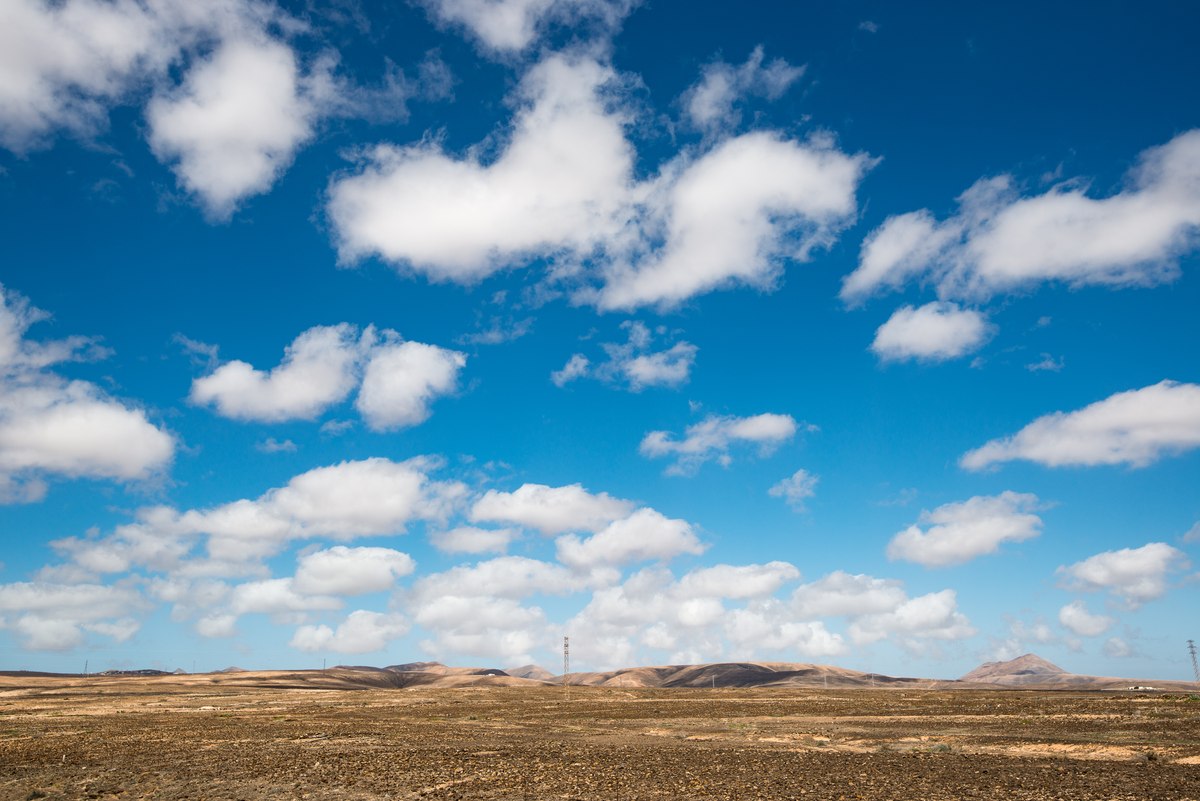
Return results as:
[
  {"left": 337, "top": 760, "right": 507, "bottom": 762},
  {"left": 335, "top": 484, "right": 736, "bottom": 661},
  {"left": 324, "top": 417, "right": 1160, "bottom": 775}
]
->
[{"left": 2, "top": 663, "right": 1198, "bottom": 801}]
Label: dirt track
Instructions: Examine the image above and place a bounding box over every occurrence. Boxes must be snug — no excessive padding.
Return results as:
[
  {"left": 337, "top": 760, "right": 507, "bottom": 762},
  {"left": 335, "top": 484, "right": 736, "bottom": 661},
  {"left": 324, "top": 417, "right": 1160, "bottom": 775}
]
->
[{"left": 1, "top": 678, "right": 1198, "bottom": 800}]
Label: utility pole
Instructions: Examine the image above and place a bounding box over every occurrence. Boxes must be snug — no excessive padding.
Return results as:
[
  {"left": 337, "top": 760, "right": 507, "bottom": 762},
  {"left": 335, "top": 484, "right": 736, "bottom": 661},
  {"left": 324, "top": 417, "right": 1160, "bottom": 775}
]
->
[
  {"left": 83, "top": 660, "right": 87, "bottom": 678},
  {"left": 1188, "top": 640, "right": 1199, "bottom": 683},
  {"left": 562, "top": 636, "right": 570, "bottom": 697}
]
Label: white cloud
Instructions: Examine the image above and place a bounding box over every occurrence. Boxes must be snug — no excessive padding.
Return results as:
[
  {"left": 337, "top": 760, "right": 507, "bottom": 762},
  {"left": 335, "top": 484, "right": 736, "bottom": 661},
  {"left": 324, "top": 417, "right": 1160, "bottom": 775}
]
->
[
  {"left": 768, "top": 469, "right": 818, "bottom": 511},
  {"left": 0, "top": 285, "right": 173, "bottom": 501},
  {"left": 551, "top": 354, "right": 590, "bottom": 387},
  {"left": 0, "top": 581, "right": 144, "bottom": 650},
  {"left": 328, "top": 55, "right": 633, "bottom": 282},
  {"left": 791, "top": 571, "right": 908, "bottom": 618},
  {"left": 553, "top": 322, "right": 697, "bottom": 391},
  {"left": 1103, "top": 636, "right": 1133, "bottom": 658},
  {"left": 555, "top": 507, "right": 705, "bottom": 569},
  {"left": 52, "top": 457, "right": 463, "bottom": 577},
  {"left": 593, "top": 131, "right": 871, "bottom": 311},
  {"left": 870, "top": 302, "right": 993, "bottom": 362},
  {"left": 190, "top": 324, "right": 363, "bottom": 422},
  {"left": 470, "top": 482, "right": 633, "bottom": 535},
  {"left": 1058, "top": 542, "right": 1186, "bottom": 607},
  {"left": 683, "top": 46, "right": 804, "bottom": 132},
  {"left": 255, "top": 437, "right": 297, "bottom": 453},
  {"left": 430, "top": 526, "right": 516, "bottom": 554},
  {"left": 886, "top": 491, "right": 1043, "bottom": 567},
  {"left": 229, "top": 578, "right": 341, "bottom": 618},
  {"left": 1057, "top": 600, "right": 1113, "bottom": 637},
  {"left": 0, "top": 0, "right": 354, "bottom": 215},
  {"left": 417, "top": 0, "right": 634, "bottom": 52},
  {"left": 291, "top": 610, "right": 409, "bottom": 654},
  {"left": 724, "top": 601, "right": 845, "bottom": 658},
  {"left": 1183, "top": 521, "right": 1200, "bottom": 543},
  {"left": 355, "top": 341, "right": 466, "bottom": 431},
  {"left": 408, "top": 556, "right": 583, "bottom": 664},
  {"left": 146, "top": 37, "right": 331, "bottom": 217},
  {"left": 328, "top": 54, "right": 871, "bottom": 310},
  {"left": 675, "top": 562, "right": 799, "bottom": 599},
  {"left": 842, "top": 130, "right": 1200, "bottom": 302},
  {"left": 293, "top": 545, "right": 416, "bottom": 596},
  {"left": 191, "top": 324, "right": 465, "bottom": 430},
  {"left": 640, "top": 412, "right": 798, "bottom": 475},
  {"left": 848, "top": 589, "right": 975, "bottom": 645},
  {"left": 961, "top": 381, "right": 1200, "bottom": 470}
]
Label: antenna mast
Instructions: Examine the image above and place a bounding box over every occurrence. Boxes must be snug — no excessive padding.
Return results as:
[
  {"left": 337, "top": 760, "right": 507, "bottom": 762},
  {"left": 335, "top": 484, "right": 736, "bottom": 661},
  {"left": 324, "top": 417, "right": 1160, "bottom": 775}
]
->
[
  {"left": 563, "top": 636, "right": 570, "bottom": 694},
  {"left": 1188, "top": 640, "right": 1199, "bottom": 683}
]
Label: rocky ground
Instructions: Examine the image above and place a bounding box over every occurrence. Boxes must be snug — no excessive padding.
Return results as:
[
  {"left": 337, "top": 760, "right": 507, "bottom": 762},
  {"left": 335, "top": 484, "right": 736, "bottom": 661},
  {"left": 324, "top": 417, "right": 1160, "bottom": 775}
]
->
[{"left": 1, "top": 678, "right": 1197, "bottom": 799}]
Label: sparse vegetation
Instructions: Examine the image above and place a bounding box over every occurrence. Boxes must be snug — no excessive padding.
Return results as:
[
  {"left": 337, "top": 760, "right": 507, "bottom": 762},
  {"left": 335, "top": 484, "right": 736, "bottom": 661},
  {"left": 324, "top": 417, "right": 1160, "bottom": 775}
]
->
[{"left": 1, "top": 676, "right": 1198, "bottom": 799}]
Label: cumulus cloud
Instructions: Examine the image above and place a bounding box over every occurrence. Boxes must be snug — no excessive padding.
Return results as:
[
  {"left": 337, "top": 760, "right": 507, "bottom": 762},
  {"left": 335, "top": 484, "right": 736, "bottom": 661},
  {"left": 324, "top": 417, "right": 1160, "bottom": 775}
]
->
[
  {"left": 1103, "top": 636, "right": 1133, "bottom": 658},
  {"left": 190, "top": 323, "right": 465, "bottom": 429},
  {"left": 417, "top": 0, "right": 635, "bottom": 53},
  {"left": 470, "top": 482, "right": 633, "bottom": 535},
  {"left": 842, "top": 130, "right": 1200, "bottom": 303},
  {"left": 640, "top": 412, "right": 798, "bottom": 475},
  {"left": 886, "top": 491, "right": 1043, "bottom": 567},
  {"left": 430, "top": 526, "right": 517, "bottom": 554},
  {"left": 328, "top": 54, "right": 871, "bottom": 310},
  {"left": 682, "top": 46, "right": 805, "bottom": 132},
  {"left": 0, "top": 285, "right": 173, "bottom": 502},
  {"left": 961, "top": 381, "right": 1200, "bottom": 470},
  {"left": 1057, "top": 600, "right": 1113, "bottom": 637},
  {"left": 0, "top": 581, "right": 144, "bottom": 650},
  {"left": 293, "top": 546, "right": 416, "bottom": 596},
  {"left": 289, "top": 609, "right": 408, "bottom": 652},
  {"left": 1058, "top": 542, "right": 1186, "bottom": 607},
  {"left": 768, "top": 469, "right": 818, "bottom": 511},
  {"left": 146, "top": 37, "right": 334, "bottom": 218},
  {"left": 355, "top": 341, "right": 466, "bottom": 431},
  {"left": 791, "top": 571, "right": 908, "bottom": 618},
  {"left": 555, "top": 507, "right": 705, "bottom": 569},
  {"left": 290, "top": 610, "right": 409, "bottom": 653},
  {"left": 408, "top": 556, "right": 584, "bottom": 663},
  {"left": 552, "top": 322, "right": 697, "bottom": 391},
  {"left": 190, "top": 324, "right": 363, "bottom": 422},
  {"left": 870, "top": 302, "right": 993, "bottom": 362},
  {"left": 848, "top": 589, "right": 975, "bottom": 645}
]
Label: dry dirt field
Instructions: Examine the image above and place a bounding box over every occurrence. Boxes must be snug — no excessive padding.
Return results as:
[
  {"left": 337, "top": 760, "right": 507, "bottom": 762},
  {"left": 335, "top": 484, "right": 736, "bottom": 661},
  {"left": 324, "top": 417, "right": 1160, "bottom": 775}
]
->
[{"left": 1, "top": 676, "right": 1198, "bottom": 800}]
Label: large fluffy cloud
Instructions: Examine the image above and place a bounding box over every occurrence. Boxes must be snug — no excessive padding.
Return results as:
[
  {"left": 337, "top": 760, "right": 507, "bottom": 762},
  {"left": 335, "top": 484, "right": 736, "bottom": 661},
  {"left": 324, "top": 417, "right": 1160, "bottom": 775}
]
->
[
  {"left": 843, "top": 130, "right": 1200, "bottom": 303},
  {"left": 0, "top": 581, "right": 144, "bottom": 650},
  {"left": 293, "top": 546, "right": 416, "bottom": 596},
  {"left": 0, "top": 285, "right": 173, "bottom": 502},
  {"left": 328, "top": 54, "right": 871, "bottom": 309},
  {"left": 640, "top": 413, "right": 798, "bottom": 475},
  {"left": 146, "top": 37, "right": 334, "bottom": 218},
  {"left": 290, "top": 610, "right": 410, "bottom": 654},
  {"left": 555, "top": 507, "right": 705, "bottom": 569},
  {"left": 886, "top": 492, "right": 1043, "bottom": 567},
  {"left": 190, "top": 324, "right": 465, "bottom": 429},
  {"left": 870, "top": 302, "right": 993, "bottom": 363},
  {"left": 470, "top": 482, "right": 633, "bottom": 535},
  {"left": 1058, "top": 542, "right": 1186, "bottom": 607},
  {"left": 961, "top": 381, "right": 1200, "bottom": 470},
  {"left": 1057, "top": 600, "right": 1113, "bottom": 637},
  {"left": 355, "top": 341, "right": 466, "bottom": 431}
]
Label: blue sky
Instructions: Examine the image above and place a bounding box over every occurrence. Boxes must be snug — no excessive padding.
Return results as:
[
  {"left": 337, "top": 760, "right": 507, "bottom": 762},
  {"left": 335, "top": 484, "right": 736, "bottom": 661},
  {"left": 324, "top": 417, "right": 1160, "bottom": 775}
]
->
[{"left": 0, "top": 0, "right": 1197, "bottom": 679}]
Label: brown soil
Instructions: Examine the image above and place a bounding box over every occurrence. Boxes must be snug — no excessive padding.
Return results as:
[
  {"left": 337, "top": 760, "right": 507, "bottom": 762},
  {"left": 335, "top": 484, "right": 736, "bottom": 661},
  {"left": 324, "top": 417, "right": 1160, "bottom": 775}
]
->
[{"left": 1, "top": 675, "right": 1197, "bottom": 800}]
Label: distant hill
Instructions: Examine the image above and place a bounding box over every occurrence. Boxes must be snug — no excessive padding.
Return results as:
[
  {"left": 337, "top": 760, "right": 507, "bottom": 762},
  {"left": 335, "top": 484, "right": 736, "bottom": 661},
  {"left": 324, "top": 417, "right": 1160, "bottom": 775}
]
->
[
  {"left": 563, "top": 661, "right": 940, "bottom": 689},
  {"left": 506, "top": 664, "right": 555, "bottom": 681},
  {"left": 959, "top": 653, "right": 1197, "bottom": 691},
  {"left": 961, "top": 654, "right": 1066, "bottom": 685}
]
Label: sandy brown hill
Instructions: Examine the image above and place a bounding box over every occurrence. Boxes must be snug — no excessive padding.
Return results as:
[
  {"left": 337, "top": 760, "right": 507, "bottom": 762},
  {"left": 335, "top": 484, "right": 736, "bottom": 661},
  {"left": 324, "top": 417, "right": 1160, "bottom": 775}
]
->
[
  {"left": 960, "top": 654, "right": 1199, "bottom": 691},
  {"left": 562, "top": 661, "right": 944, "bottom": 689},
  {"left": 506, "top": 664, "right": 555, "bottom": 681},
  {"left": 961, "top": 653, "right": 1066, "bottom": 685}
]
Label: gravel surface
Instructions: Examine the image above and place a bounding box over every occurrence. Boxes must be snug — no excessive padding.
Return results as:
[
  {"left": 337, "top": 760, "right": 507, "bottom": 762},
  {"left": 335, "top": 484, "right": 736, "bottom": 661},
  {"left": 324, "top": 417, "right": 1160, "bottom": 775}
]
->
[{"left": 1, "top": 679, "right": 1197, "bottom": 799}]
